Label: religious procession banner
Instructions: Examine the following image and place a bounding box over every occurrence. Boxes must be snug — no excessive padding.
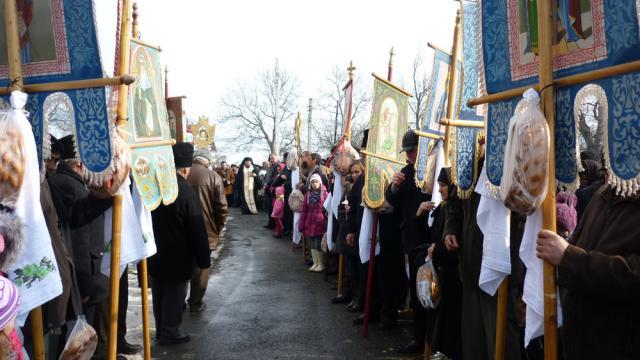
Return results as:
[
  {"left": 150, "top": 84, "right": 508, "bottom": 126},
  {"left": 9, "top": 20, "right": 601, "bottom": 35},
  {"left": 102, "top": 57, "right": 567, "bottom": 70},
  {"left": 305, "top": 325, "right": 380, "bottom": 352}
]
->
[
  {"left": 166, "top": 96, "right": 185, "bottom": 140},
  {"left": 363, "top": 75, "right": 409, "bottom": 208},
  {"left": 193, "top": 116, "right": 216, "bottom": 150},
  {"left": 482, "top": 0, "right": 640, "bottom": 194},
  {"left": 415, "top": 48, "right": 455, "bottom": 189},
  {"left": 450, "top": 0, "right": 486, "bottom": 198},
  {"left": 0, "top": 0, "right": 113, "bottom": 177},
  {"left": 126, "top": 39, "right": 179, "bottom": 210}
]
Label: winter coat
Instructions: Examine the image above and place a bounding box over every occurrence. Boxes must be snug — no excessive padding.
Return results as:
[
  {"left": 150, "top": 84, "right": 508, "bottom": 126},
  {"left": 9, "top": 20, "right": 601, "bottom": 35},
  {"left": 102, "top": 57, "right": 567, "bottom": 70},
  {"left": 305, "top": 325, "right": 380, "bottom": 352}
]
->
[
  {"left": 188, "top": 159, "right": 228, "bottom": 251},
  {"left": 271, "top": 186, "right": 285, "bottom": 219},
  {"left": 48, "top": 163, "right": 112, "bottom": 304},
  {"left": 298, "top": 187, "right": 329, "bottom": 238},
  {"left": 443, "top": 190, "right": 483, "bottom": 286},
  {"left": 40, "top": 180, "right": 75, "bottom": 328},
  {"left": 344, "top": 175, "right": 365, "bottom": 242},
  {"left": 217, "top": 168, "right": 235, "bottom": 196},
  {"left": 558, "top": 186, "right": 640, "bottom": 359},
  {"left": 385, "top": 163, "right": 430, "bottom": 255},
  {"left": 149, "top": 174, "right": 211, "bottom": 282}
]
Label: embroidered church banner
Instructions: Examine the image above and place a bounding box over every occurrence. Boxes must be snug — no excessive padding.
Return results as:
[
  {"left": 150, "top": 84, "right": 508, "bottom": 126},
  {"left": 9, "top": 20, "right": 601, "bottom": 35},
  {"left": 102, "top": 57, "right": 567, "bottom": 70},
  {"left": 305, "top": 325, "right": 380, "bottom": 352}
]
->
[
  {"left": 482, "top": 0, "right": 640, "bottom": 94},
  {"left": 126, "top": 39, "right": 178, "bottom": 210},
  {"left": 363, "top": 75, "right": 409, "bottom": 208},
  {"left": 451, "top": 0, "right": 486, "bottom": 197},
  {"left": 415, "top": 48, "right": 456, "bottom": 188},
  {"left": 0, "top": 0, "right": 112, "bottom": 174},
  {"left": 483, "top": 1, "right": 640, "bottom": 193}
]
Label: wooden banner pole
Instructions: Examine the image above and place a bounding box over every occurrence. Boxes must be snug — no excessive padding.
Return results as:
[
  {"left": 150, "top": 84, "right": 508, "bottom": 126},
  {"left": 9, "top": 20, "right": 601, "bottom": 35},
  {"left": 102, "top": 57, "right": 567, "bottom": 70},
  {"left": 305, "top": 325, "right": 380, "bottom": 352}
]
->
[
  {"left": 107, "top": 1, "right": 132, "bottom": 359},
  {"left": 3, "top": 1, "right": 46, "bottom": 359},
  {"left": 495, "top": 278, "right": 509, "bottom": 360},
  {"left": 361, "top": 216, "right": 378, "bottom": 338},
  {"left": 107, "top": 195, "right": 123, "bottom": 360},
  {"left": 443, "top": 9, "right": 461, "bottom": 167},
  {"left": 536, "top": 1, "right": 559, "bottom": 359},
  {"left": 336, "top": 255, "right": 344, "bottom": 296},
  {"left": 130, "top": 3, "right": 152, "bottom": 359},
  {"left": 467, "top": 59, "right": 640, "bottom": 108}
]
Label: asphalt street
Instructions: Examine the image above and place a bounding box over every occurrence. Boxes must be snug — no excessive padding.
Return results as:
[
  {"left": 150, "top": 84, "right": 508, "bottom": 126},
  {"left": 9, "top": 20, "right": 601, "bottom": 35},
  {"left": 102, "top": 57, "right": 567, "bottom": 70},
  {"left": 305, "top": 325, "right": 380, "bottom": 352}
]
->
[{"left": 124, "top": 207, "right": 417, "bottom": 359}]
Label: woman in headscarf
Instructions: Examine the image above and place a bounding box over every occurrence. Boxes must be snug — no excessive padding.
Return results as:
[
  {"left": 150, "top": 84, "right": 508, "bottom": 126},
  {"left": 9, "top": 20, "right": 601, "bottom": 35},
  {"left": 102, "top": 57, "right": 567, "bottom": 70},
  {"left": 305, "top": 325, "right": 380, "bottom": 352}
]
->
[{"left": 234, "top": 157, "right": 262, "bottom": 215}]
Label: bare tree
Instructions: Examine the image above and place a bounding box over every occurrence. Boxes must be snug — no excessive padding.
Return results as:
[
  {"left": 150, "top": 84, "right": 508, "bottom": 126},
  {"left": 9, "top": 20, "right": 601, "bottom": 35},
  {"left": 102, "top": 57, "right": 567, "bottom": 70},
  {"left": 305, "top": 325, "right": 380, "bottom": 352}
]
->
[
  {"left": 47, "top": 101, "right": 74, "bottom": 138},
  {"left": 408, "top": 52, "right": 430, "bottom": 129},
  {"left": 577, "top": 95, "right": 604, "bottom": 157},
  {"left": 313, "top": 66, "right": 372, "bottom": 154},
  {"left": 219, "top": 62, "right": 298, "bottom": 154}
]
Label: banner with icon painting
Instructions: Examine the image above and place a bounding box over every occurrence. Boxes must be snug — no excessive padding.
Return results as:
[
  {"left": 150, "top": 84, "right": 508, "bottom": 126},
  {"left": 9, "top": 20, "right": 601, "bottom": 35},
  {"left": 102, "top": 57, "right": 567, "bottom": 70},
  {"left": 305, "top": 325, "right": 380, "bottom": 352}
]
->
[
  {"left": 125, "top": 39, "right": 178, "bottom": 210},
  {"left": 363, "top": 76, "right": 409, "bottom": 208}
]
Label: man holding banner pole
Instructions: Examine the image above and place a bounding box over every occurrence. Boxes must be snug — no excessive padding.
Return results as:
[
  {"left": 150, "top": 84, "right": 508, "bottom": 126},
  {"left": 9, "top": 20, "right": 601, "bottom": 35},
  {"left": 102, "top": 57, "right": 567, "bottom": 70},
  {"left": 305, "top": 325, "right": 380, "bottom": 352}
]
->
[{"left": 385, "top": 130, "right": 432, "bottom": 354}]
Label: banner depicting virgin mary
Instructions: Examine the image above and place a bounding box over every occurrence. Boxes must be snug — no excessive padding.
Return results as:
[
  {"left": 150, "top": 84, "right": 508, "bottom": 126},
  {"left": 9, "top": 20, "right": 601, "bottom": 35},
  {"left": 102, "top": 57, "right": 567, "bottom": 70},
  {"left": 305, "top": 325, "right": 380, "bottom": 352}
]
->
[
  {"left": 126, "top": 39, "right": 178, "bottom": 210},
  {"left": 363, "top": 76, "right": 409, "bottom": 208}
]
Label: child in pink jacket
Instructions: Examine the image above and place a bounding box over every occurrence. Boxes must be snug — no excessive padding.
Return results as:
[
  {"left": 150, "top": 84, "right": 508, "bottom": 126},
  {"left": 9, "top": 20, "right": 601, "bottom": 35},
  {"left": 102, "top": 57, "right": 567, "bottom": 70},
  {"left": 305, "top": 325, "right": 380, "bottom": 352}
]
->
[
  {"left": 271, "top": 186, "right": 285, "bottom": 238},
  {"left": 298, "top": 174, "right": 329, "bottom": 272}
]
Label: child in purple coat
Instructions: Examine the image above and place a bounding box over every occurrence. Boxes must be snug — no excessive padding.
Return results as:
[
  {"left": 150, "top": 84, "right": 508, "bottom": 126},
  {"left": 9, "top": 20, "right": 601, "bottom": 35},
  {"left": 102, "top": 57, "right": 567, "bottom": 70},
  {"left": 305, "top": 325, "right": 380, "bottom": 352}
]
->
[{"left": 298, "top": 174, "right": 329, "bottom": 272}]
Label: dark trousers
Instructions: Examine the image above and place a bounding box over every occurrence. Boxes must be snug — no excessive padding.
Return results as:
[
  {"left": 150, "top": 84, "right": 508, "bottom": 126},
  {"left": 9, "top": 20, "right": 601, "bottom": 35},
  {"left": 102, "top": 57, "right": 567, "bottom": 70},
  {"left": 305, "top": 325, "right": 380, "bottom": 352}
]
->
[
  {"left": 409, "top": 254, "right": 427, "bottom": 344},
  {"left": 151, "top": 277, "right": 188, "bottom": 340},
  {"left": 346, "top": 254, "right": 361, "bottom": 303},
  {"left": 461, "top": 283, "right": 497, "bottom": 360},
  {"left": 283, "top": 202, "right": 293, "bottom": 234},
  {"left": 266, "top": 192, "right": 275, "bottom": 227},
  {"left": 188, "top": 262, "right": 209, "bottom": 309},
  {"left": 358, "top": 257, "right": 381, "bottom": 318},
  {"left": 379, "top": 246, "right": 407, "bottom": 323}
]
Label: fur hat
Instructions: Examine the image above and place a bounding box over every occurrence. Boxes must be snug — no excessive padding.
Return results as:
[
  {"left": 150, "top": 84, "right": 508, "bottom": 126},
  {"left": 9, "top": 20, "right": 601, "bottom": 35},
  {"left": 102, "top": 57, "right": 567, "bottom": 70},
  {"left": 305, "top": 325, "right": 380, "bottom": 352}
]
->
[
  {"left": 172, "top": 142, "right": 194, "bottom": 168},
  {"left": 58, "top": 135, "right": 77, "bottom": 160},
  {"left": 0, "top": 210, "right": 24, "bottom": 272}
]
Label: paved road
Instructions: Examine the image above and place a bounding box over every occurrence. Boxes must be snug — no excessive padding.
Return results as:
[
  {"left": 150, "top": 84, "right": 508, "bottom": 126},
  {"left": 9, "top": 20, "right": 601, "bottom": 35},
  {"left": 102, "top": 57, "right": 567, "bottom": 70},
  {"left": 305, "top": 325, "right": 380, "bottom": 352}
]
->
[{"left": 124, "top": 208, "right": 416, "bottom": 359}]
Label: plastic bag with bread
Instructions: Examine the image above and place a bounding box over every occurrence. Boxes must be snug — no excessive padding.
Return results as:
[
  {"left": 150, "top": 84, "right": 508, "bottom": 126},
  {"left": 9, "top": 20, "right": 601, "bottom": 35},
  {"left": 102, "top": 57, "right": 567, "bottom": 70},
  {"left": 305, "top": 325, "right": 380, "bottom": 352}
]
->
[
  {"left": 59, "top": 316, "right": 98, "bottom": 360},
  {"left": 416, "top": 256, "right": 440, "bottom": 309},
  {"left": 499, "top": 89, "right": 550, "bottom": 215}
]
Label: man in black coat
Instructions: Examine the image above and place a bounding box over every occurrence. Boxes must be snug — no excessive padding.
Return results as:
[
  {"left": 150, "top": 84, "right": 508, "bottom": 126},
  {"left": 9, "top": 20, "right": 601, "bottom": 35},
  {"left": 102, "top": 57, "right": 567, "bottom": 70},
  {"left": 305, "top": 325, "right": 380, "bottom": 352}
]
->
[
  {"left": 48, "top": 135, "right": 113, "bottom": 330},
  {"left": 149, "top": 142, "right": 211, "bottom": 345},
  {"left": 385, "top": 130, "right": 431, "bottom": 354}
]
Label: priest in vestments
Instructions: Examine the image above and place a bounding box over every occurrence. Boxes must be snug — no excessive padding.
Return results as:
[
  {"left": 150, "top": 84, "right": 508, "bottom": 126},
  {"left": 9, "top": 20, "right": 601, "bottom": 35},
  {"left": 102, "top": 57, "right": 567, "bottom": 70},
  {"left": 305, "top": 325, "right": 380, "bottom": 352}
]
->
[{"left": 235, "top": 157, "right": 262, "bottom": 214}]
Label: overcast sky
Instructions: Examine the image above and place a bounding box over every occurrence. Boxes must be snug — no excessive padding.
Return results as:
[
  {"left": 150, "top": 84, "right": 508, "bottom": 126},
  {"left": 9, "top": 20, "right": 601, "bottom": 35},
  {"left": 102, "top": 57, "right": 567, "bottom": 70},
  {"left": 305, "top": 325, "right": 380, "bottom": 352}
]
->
[{"left": 95, "top": 0, "right": 458, "bottom": 163}]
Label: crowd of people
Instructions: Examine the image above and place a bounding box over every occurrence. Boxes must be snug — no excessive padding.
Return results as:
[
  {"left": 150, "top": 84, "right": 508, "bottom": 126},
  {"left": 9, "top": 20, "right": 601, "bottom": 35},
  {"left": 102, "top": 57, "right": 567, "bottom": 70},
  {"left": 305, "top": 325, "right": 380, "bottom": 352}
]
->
[
  {"left": 2, "top": 125, "right": 638, "bottom": 360},
  {"left": 243, "top": 128, "right": 639, "bottom": 360}
]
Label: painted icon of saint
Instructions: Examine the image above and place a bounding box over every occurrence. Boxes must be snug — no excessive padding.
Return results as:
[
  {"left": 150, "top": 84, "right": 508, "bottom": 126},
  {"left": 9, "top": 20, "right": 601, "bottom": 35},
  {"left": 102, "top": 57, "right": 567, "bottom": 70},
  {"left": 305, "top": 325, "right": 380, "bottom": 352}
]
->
[{"left": 133, "top": 50, "right": 162, "bottom": 140}]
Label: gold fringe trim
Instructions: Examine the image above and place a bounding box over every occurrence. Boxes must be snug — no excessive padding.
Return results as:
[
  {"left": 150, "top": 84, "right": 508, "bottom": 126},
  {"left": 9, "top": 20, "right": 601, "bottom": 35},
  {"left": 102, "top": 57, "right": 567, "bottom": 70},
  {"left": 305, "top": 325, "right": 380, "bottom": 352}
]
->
[{"left": 451, "top": 127, "right": 485, "bottom": 199}]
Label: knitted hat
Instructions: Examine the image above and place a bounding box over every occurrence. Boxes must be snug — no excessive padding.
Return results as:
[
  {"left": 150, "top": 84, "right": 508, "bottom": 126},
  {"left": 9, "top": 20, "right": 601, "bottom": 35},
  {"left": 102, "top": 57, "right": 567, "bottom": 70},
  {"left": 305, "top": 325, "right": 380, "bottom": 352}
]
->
[
  {"left": 0, "top": 276, "right": 20, "bottom": 330},
  {"left": 556, "top": 192, "right": 577, "bottom": 233},
  {"left": 193, "top": 149, "right": 213, "bottom": 165},
  {"left": 310, "top": 173, "right": 322, "bottom": 184}
]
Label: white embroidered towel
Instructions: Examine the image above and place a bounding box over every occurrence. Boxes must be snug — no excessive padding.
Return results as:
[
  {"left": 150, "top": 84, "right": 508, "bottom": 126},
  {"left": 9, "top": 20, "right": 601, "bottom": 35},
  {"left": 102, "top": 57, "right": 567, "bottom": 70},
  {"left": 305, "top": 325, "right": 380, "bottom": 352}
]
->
[
  {"left": 358, "top": 207, "right": 380, "bottom": 263},
  {"left": 476, "top": 166, "right": 511, "bottom": 296},
  {"left": 9, "top": 91, "right": 62, "bottom": 325},
  {"left": 428, "top": 141, "right": 445, "bottom": 227},
  {"left": 291, "top": 170, "right": 302, "bottom": 245},
  {"left": 323, "top": 192, "right": 333, "bottom": 250},
  {"left": 520, "top": 208, "right": 563, "bottom": 346},
  {"left": 103, "top": 177, "right": 151, "bottom": 277}
]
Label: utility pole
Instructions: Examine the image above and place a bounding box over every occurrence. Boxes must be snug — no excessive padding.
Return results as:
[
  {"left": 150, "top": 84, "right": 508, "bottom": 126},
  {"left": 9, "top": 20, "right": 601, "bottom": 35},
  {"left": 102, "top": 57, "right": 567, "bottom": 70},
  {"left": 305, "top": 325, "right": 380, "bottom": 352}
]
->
[
  {"left": 334, "top": 100, "right": 339, "bottom": 144},
  {"left": 307, "top": 98, "right": 313, "bottom": 151},
  {"left": 273, "top": 58, "right": 280, "bottom": 154}
]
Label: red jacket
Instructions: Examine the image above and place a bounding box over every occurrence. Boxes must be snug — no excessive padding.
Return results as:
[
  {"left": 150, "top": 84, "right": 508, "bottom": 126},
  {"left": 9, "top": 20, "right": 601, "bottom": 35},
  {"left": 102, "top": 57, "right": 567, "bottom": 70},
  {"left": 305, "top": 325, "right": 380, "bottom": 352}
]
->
[{"left": 298, "top": 187, "right": 329, "bottom": 238}]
